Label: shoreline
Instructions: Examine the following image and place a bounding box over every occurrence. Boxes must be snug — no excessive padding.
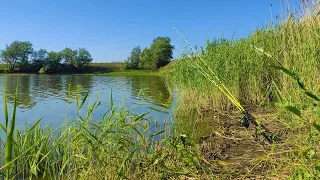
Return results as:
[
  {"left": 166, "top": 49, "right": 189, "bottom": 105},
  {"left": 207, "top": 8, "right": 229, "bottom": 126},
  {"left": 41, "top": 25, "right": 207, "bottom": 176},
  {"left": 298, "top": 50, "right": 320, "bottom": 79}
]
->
[{"left": 0, "top": 70, "right": 159, "bottom": 76}]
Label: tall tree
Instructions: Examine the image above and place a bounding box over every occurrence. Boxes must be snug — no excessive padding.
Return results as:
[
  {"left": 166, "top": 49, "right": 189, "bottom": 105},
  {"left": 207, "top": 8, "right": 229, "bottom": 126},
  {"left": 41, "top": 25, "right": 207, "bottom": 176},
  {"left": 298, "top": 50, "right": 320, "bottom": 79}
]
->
[
  {"left": 74, "top": 48, "right": 93, "bottom": 68},
  {"left": 127, "top": 46, "right": 141, "bottom": 70},
  {"left": 124, "top": 57, "right": 132, "bottom": 70},
  {"left": 0, "top": 41, "right": 33, "bottom": 71},
  {"left": 137, "top": 37, "right": 174, "bottom": 70},
  {"left": 61, "top": 48, "right": 78, "bottom": 65},
  {"left": 31, "top": 49, "right": 48, "bottom": 65},
  {"left": 138, "top": 48, "right": 154, "bottom": 70},
  {"left": 150, "top": 37, "right": 174, "bottom": 68},
  {"left": 43, "top": 51, "right": 62, "bottom": 72}
]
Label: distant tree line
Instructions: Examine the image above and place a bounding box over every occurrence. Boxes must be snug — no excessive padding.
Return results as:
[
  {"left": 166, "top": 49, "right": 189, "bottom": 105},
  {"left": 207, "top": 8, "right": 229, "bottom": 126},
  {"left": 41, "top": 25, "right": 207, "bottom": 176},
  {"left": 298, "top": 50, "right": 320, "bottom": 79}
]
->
[
  {"left": 0, "top": 41, "right": 93, "bottom": 73},
  {"left": 124, "top": 37, "right": 174, "bottom": 70}
]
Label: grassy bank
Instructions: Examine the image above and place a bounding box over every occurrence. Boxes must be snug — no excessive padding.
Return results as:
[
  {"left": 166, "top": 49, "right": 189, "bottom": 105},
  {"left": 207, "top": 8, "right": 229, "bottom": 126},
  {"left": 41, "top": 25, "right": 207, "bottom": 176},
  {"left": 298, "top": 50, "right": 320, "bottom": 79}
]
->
[
  {"left": 107, "top": 70, "right": 158, "bottom": 76},
  {"left": 0, "top": 62, "right": 125, "bottom": 74},
  {"left": 84, "top": 62, "right": 125, "bottom": 74},
  {"left": 170, "top": 2, "right": 320, "bottom": 112},
  {"left": 166, "top": 1, "right": 320, "bottom": 179},
  {"left": 0, "top": 62, "right": 162, "bottom": 76},
  {"left": 0, "top": 85, "right": 211, "bottom": 179},
  {"left": 1, "top": 1, "right": 320, "bottom": 179}
]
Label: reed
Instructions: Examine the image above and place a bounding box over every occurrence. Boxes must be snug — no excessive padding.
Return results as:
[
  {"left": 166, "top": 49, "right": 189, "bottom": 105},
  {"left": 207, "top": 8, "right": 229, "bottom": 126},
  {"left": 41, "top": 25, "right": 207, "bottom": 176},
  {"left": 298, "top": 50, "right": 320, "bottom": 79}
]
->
[
  {"left": 0, "top": 85, "right": 207, "bottom": 179},
  {"left": 0, "top": 82, "right": 18, "bottom": 179},
  {"left": 170, "top": 1, "right": 320, "bottom": 113},
  {"left": 165, "top": 1, "right": 320, "bottom": 178}
]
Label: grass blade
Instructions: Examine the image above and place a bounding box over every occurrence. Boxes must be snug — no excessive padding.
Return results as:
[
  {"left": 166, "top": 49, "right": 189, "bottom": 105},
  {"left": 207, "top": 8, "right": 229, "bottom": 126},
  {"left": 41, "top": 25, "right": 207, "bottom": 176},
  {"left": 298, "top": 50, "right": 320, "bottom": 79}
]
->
[
  {"left": 78, "top": 90, "right": 89, "bottom": 110},
  {"left": 110, "top": 89, "right": 114, "bottom": 108},
  {"left": 3, "top": 88, "right": 8, "bottom": 130},
  {"left": 284, "top": 106, "right": 301, "bottom": 118},
  {"left": 272, "top": 65, "right": 296, "bottom": 78},
  {"left": 305, "top": 92, "right": 320, "bottom": 102},
  {"left": 5, "top": 81, "right": 18, "bottom": 178}
]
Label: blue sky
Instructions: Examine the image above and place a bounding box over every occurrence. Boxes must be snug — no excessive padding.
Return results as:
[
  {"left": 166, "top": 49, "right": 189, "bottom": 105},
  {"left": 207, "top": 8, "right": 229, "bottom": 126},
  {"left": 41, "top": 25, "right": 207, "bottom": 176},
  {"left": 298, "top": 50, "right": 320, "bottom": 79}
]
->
[{"left": 0, "top": 0, "right": 299, "bottom": 62}]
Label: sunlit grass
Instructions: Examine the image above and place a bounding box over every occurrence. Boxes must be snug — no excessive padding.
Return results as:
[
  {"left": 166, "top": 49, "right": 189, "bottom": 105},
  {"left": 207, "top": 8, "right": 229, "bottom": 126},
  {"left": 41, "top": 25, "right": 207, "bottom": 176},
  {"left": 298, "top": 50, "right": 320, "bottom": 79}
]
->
[
  {"left": 170, "top": 2, "right": 320, "bottom": 112},
  {"left": 165, "top": 1, "right": 320, "bottom": 179},
  {"left": 0, "top": 85, "right": 208, "bottom": 179}
]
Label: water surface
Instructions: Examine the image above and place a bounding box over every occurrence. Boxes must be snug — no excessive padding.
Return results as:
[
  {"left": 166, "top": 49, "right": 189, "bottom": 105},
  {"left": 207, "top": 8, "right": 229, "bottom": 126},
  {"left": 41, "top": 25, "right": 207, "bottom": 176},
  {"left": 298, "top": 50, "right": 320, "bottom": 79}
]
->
[{"left": 0, "top": 75, "right": 174, "bottom": 129}]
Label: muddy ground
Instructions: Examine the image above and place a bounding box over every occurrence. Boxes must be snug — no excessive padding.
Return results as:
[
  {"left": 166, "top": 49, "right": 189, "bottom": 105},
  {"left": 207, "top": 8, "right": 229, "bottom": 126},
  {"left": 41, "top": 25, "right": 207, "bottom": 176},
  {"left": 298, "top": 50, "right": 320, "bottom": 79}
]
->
[{"left": 196, "top": 108, "right": 297, "bottom": 179}]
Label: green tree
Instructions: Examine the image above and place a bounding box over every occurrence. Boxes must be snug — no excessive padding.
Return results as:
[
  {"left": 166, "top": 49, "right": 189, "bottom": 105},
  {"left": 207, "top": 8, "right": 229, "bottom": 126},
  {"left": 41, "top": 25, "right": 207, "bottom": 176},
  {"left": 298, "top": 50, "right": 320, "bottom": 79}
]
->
[
  {"left": 139, "top": 48, "right": 154, "bottom": 70},
  {"left": 150, "top": 37, "right": 174, "bottom": 68},
  {"left": 124, "top": 57, "right": 132, "bottom": 70},
  {"left": 31, "top": 49, "right": 48, "bottom": 65},
  {"left": 137, "top": 37, "right": 174, "bottom": 70},
  {"left": 74, "top": 48, "right": 93, "bottom": 68},
  {"left": 40, "top": 51, "right": 62, "bottom": 73},
  {"left": 125, "top": 46, "right": 141, "bottom": 70},
  {"left": 0, "top": 41, "right": 33, "bottom": 71},
  {"left": 61, "top": 48, "right": 77, "bottom": 65}
]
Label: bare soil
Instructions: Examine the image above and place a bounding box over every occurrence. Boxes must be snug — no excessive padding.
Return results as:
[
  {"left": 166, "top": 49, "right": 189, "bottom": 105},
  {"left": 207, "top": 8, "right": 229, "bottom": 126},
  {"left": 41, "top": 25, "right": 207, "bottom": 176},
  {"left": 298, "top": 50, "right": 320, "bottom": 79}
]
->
[{"left": 197, "top": 108, "right": 295, "bottom": 179}]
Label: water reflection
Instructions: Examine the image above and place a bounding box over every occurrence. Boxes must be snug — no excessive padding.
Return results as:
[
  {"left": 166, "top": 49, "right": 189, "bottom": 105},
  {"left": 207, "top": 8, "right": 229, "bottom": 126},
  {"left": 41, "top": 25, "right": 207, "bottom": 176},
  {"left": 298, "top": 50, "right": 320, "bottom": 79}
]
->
[
  {"left": 2, "top": 76, "right": 37, "bottom": 110},
  {"left": 0, "top": 75, "right": 173, "bottom": 127},
  {"left": 130, "top": 75, "right": 172, "bottom": 108}
]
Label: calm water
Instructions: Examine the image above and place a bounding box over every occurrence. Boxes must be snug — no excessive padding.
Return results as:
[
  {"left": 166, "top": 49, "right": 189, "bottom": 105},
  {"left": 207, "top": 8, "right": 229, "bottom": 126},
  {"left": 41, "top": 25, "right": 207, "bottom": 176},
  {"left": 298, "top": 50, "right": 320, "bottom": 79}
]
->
[{"left": 0, "top": 75, "right": 174, "bottom": 130}]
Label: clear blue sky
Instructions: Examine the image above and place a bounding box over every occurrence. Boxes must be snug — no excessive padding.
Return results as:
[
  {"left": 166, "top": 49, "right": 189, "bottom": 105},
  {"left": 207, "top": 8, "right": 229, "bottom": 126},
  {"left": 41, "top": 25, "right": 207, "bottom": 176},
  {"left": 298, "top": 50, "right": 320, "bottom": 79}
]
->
[{"left": 0, "top": 0, "right": 299, "bottom": 62}]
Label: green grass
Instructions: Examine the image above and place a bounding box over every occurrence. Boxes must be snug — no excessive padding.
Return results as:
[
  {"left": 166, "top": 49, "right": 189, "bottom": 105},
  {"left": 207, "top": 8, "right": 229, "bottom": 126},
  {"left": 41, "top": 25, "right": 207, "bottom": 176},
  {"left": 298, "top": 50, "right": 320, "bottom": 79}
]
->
[
  {"left": 0, "top": 64, "right": 9, "bottom": 74},
  {"left": 1, "top": 83, "right": 18, "bottom": 179},
  {"left": 170, "top": 3, "right": 320, "bottom": 113},
  {"left": 0, "top": 64, "right": 8, "bottom": 70},
  {"left": 83, "top": 62, "right": 125, "bottom": 74},
  {"left": 164, "top": 1, "right": 320, "bottom": 179},
  {"left": 0, "top": 85, "right": 209, "bottom": 179},
  {"left": 1, "top": 1, "right": 320, "bottom": 179},
  {"left": 0, "top": 62, "right": 126, "bottom": 74},
  {"left": 0, "top": 62, "right": 160, "bottom": 76},
  {"left": 107, "top": 70, "right": 158, "bottom": 76}
]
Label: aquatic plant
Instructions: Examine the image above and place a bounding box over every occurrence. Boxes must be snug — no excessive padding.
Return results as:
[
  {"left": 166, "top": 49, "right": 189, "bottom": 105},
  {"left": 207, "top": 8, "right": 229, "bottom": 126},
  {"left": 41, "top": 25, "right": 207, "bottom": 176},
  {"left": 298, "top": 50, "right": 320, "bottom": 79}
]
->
[{"left": 0, "top": 84, "right": 207, "bottom": 179}]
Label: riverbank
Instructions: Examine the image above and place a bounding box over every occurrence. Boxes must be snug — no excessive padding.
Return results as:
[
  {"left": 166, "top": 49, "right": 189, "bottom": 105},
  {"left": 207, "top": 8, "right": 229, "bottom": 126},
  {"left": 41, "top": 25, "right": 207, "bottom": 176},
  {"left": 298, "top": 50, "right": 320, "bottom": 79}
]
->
[
  {"left": 0, "top": 70, "right": 158, "bottom": 76},
  {"left": 0, "top": 64, "right": 161, "bottom": 77},
  {"left": 0, "top": 62, "right": 126, "bottom": 74},
  {"left": 0, "top": 82, "right": 309, "bottom": 179},
  {"left": 106, "top": 70, "right": 158, "bottom": 76},
  {"left": 166, "top": 2, "right": 320, "bottom": 179},
  {"left": 0, "top": 2, "right": 319, "bottom": 179}
]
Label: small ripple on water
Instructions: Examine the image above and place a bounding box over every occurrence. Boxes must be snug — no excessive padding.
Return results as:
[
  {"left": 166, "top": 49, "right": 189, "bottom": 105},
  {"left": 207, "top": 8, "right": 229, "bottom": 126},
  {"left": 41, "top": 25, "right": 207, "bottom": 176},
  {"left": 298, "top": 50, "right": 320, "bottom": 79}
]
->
[{"left": 0, "top": 75, "right": 174, "bottom": 129}]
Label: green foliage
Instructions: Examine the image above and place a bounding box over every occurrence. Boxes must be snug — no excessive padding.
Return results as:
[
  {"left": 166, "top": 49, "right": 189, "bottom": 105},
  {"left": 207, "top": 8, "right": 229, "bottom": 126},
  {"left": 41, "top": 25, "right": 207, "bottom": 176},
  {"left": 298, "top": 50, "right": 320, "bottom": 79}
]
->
[
  {"left": 150, "top": 37, "right": 174, "bottom": 68},
  {"left": 171, "top": 12, "right": 320, "bottom": 111},
  {"left": 42, "top": 51, "right": 63, "bottom": 73},
  {"left": 139, "top": 48, "right": 154, "bottom": 70},
  {"left": 1, "top": 83, "right": 18, "bottom": 179},
  {"left": 138, "top": 37, "right": 174, "bottom": 70},
  {"left": 167, "top": 3, "right": 320, "bottom": 178},
  {"left": 273, "top": 65, "right": 320, "bottom": 179},
  {"left": 61, "top": 47, "right": 77, "bottom": 65},
  {"left": 31, "top": 49, "right": 48, "bottom": 65},
  {"left": 58, "top": 47, "right": 92, "bottom": 69},
  {"left": 0, "top": 85, "right": 205, "bottom": 179},
  {"left": 125, "top": 46, "right": 141, "bottom": 70},
  {"left": 0, "top": 41, "right": 33, "bottom": 71},
  {"left": 74, "top": 48, "right": 92, "bottom": 68},
  {"left": 84, "top": 62, "right": 125, "bottom": 73},
  {"left": 0, "top": 41, "right": 94, "bottom": 73}
]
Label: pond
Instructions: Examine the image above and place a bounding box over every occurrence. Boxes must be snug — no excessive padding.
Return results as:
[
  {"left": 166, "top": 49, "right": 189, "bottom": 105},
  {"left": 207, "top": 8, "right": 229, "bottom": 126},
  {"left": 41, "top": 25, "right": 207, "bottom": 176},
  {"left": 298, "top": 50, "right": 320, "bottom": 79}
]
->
[{"left": 0, "top": 75, "right": 175, "bottom": 130}]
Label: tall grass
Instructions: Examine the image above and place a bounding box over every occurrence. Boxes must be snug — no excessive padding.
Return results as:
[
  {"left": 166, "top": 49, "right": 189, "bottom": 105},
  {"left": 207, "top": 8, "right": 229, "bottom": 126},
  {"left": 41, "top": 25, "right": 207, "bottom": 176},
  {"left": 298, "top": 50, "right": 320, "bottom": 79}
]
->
[
  {"left": 1, "top": 84, "right": 18, "bottom": 179},
  {"left": 0, "top": 85, "right": 207, "bottom": 179},
  {"left": 164, "top": 1, "right": 320, "bottom": 179},
  {"left": 170, "top": 1, "right": 320, "bottom": 113}
]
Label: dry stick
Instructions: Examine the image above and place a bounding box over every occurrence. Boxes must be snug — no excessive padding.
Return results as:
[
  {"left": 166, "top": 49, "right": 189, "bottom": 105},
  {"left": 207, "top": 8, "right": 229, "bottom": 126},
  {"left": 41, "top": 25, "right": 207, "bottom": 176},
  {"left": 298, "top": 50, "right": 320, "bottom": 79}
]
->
[{"left": 172, "top": 26, "right": 275, "bottom": 143}]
